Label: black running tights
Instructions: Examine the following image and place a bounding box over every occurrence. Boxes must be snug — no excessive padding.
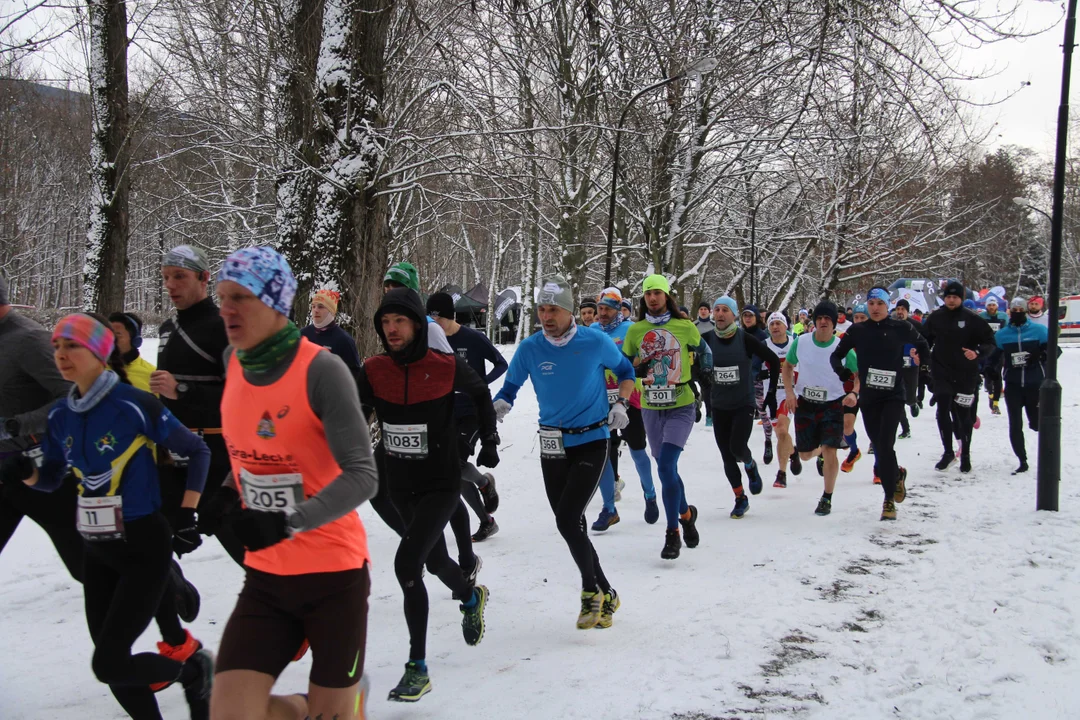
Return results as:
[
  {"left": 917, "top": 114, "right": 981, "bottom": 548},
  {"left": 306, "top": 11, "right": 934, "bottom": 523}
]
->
[
  {"left": 540, "top": 439, "right": 611, "bottom": 593},
  {"left": 389, "top": 486, "right": 473, "bottom": 662},
  {"left": 84, "top": 512, "right": 184, "bottom": 720},
  {"left": 0, "top": 474, "right": 85, "bottom": 582},
  {"left": 711, "top": 405, "right": 755, "bottom": 490},
  {"left": 934, "top": 389, "right": 977, "bottom": 457},
  {"left": 861, "top": 399, "right": 906, "bottom": 500},
  {"left": 1004, "top": 384, "right": 1040, "bottom": 463}
]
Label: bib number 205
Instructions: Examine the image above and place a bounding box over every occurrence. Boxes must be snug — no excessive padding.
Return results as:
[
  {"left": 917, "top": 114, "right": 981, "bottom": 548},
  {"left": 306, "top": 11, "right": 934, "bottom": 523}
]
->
[{"left": 240, "top": 469, "right": 304, "bottom": 512}]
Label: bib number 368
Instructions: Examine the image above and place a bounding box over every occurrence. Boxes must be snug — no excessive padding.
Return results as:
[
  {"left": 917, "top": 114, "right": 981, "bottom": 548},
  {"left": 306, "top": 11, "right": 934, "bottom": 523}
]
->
[{"left": 538, "top": 428, "right": 566, "bottom": 459}]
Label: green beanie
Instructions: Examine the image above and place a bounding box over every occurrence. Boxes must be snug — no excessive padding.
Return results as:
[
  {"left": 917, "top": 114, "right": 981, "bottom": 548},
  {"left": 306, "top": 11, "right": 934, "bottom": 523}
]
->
[{"left": 384, "top": 261, "right": 420, "bottom": 292}]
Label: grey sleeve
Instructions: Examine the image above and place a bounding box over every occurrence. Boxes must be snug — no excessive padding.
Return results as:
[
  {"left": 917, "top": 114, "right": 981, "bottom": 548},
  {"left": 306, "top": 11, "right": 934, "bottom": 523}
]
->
[
  {"left": 14, "top": 329, "right": 71, "bottom": 435},
  {"left": 287, "top": 351, "right": 379, "bottom": 533},
  {"left": 427, "top": 322, "right": 453, "bottom": 353}
]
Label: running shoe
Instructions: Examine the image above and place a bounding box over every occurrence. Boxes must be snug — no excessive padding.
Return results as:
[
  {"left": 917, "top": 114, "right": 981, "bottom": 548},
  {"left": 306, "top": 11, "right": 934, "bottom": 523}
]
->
[
  {"left": 841, "top": 448, "right": 861, "bottom": 473},
  {"left": 181, "top": 649, "right": 214, "bottom": 720},
  {"left": 461, "top": 585, "right": 488, "bottom": 645},
  {"left": 773, "top": 471, "right": 787, "bottom": 489},
  {"left": 911, "top": 403, "right": 920, "bottom": 418},
  {"left": 898, "top": 429, "right": 912, "bottom": 439},
  {"left": 679, "top": 505, "right": 699, "bottom": 548},
  {"left": 1012, "top": 461, "right": 1029, "bottom": 475},
  {"left": 873, "top": 474, "right": 881, "bottom": 485},
  {"left": 660, "top": 529, "right": 682, "bottom": 560},
  {"left": 880, "top": 499, "right": 897, "bottom": 521},
  {"left": 763, "top": 439, "right": 774, "bottom": 465},
  {"left": 643, "top": 496, "right": 659, "bottom": 524},
  {"left": 705, "top": 416, "right": 713, "bottom": 427},
  {"left": 894, "top": 467, "right": 907, "bottom": 504},
  {"left": 746, "top": 461, "right": 764, "bottom": 495},
  {"left": 577, "top": 588, "right": 604, "bottom": 628},
  {"left": 389, "top": 662, "right": 431, "bottom": 702},
  {"left": 597, "top": 589, "right": 620, "bottom": 629},
  {"left": 790, "top": 452, "right": 802, "bottom": 476},
  {"left": 479, "top": 473, "right": 499, "bottom": 513},
  {"left": 816, "top": 456, "right": 824, "bottom": 477},
  {"left": 814, "top": 496, "right": 831, "bottom": 516},
  {"left": 935, "top": 452, "right": 956, "bottom": 471},
  {"left": 463, "top": 554, "right": 482, "bottom": 586},
  {"left": 591, "top": 507, "right": 620, "bottom": 532},
  {"left": 960, "top": 455, "right": 972, "bottom": 473},
  {"left": 150, "top": 630, "right": 203, "bottom": 692},
  {"left": 614, "top": 476, "right": 625, "bottom": 502},
  {"left": 471, "top": 517, "right": 499, "bottom": 542},
  {"left": 867, "top": 442, "right": 876, "bottom": 455},
  {"left": 172, "top": 560, "right": 200, "bottom": 624},
  {"left": 731, "top": 494, "right": 749, "bottom": 519},
  {"left": 991, "top": 402, "right": 1001, "bottom": 416}
]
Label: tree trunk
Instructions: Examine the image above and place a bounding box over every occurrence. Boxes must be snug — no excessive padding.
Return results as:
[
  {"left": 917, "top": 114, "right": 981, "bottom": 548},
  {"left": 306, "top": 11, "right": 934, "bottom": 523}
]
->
[{"left": 83, "top": 0, "right": 130, "bottom": 312}]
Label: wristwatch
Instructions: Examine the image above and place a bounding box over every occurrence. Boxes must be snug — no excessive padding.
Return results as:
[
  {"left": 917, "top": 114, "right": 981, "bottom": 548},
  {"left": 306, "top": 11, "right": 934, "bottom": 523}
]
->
[
  {"left": 615, "top": 397, "right": 631, "bottom": 410},
  {"left": 176, "top": 382, "right": 190, "bottom": 397}
]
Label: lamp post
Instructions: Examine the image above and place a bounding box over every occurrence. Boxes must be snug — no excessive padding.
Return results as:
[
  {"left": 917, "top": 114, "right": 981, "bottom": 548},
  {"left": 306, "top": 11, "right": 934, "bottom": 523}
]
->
[
  {"left": 603, "top": 57, "right": 718, "bottom": 287},
  {"left": 1031, "top": 0, "right": 1075, "bottom": 512},
  {"left": 1013, "top": 196, "right": 1052, "bottom": 224}
]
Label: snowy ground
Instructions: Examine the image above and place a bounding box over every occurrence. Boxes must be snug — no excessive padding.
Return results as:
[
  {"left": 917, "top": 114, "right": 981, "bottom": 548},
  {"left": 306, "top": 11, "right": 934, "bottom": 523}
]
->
[{"left": 3, "top": 342, "right": 1080, "bottom": 719}]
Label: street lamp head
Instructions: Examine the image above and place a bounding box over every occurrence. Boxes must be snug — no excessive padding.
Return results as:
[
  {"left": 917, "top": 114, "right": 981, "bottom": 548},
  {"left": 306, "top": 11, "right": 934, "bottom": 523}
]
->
[
  {"left": 1012, "top": 196, "right": 1033, "bottom": 207},
  {"left": 682, "top": 57, "right": 718, "bottom": 77}
]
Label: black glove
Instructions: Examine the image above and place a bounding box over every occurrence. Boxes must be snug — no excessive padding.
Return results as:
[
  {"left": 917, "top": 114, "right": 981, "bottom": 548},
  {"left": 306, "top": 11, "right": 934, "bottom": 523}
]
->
[
  {"left": 232, "top": 508, "right": 289, "bottom": 551},
  {"left": 838, "top": 368, "right": 853, "bottom": 384},
  {"left": 197, "top": 486, "right": 241, "bottom": 536},
  {"left": 173, "top": 507, "right": 203, "bottom": 556},
  {"left": 694, "top": 398, "right": 703, "bottom": 423},
  {"left": 0, "top": 455, "right": 34, "bottom": 485},
  {"left": 755, "top": 368, "right": 770, "bottom": 382},
  {"left": 634, "top": 362, "right": 650, "bottom": 379},
  {"left": 476, "top": 434, "right": 500, "bottom": 468},
  {"left": 765, "top": 390, "right": 778, "bottom": 419}
]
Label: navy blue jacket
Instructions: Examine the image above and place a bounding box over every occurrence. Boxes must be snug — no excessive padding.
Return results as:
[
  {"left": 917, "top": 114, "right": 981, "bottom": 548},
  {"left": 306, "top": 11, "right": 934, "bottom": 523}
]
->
[{"left": 301, "top": 322, "right": 362, "bottom": 371}]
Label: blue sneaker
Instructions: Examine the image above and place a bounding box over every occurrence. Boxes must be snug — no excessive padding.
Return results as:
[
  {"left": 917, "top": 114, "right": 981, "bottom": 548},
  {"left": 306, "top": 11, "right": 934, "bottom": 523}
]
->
[
  {"left": 591, "top": 507, "right": 620, "bottom": 532},
  {"left": 705, "top": 416, "right": 713, "bottom": 427},
  {"left": 731, "top": 494, "right": 749, "bottom": 519},
  {"left": 746, "top": 461, "right": 764, "bottom": 495},
  {"left": 643, "top": 496, "right": 659, "bottom": 524}
]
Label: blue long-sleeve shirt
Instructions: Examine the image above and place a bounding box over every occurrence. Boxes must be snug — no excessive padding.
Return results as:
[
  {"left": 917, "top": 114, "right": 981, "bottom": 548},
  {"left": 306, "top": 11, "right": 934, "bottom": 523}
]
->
[
  {"left": 495, "top": 325, "right": 635, "bottom": 447},
  {"left": 38, "top": 382, "right": 209, "bottom": 520}
]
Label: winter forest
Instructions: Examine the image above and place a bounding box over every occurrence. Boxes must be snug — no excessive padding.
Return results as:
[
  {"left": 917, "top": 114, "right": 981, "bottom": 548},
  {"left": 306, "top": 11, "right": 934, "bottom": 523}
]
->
[{"left": 3, "top": 0, "right": 1080, "bottom": 351}]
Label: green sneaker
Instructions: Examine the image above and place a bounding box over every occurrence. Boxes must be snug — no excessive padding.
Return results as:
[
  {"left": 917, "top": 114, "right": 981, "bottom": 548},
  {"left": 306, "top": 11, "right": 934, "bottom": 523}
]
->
[
  {"left": 577, "top": 588, "right": 603, "bottom": 629},
  {"left": 388, "top": 662, "right": 431, "bottom": 702},
  {"left": 460, "top": 585, "right": 488, "bottom": 646},
  {"left": 597, "top": 589, "right": 620, "bottom": 629}
]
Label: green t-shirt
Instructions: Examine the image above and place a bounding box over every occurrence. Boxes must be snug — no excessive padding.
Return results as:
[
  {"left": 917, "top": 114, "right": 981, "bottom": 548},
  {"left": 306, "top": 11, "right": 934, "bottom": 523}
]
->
[
  {"left": 786, "top": 333, "right": 858, "bottom": 372},
  {"left": 622, "top": 318, "right": 702, "bottom": 410}
]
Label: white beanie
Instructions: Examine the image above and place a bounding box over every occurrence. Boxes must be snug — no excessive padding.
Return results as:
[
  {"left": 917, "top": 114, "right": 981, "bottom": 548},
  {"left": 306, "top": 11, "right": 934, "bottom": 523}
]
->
[{"left": 767, "top": 311, "right": 788, "bottom": 328}]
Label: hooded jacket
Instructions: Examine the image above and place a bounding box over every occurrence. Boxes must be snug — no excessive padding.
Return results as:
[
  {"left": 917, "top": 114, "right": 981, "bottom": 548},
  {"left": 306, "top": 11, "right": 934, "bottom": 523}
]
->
[
  {"left": 995, "top": 318, "right": 1050, "bottom": 388},
  {"left": 354, "top": 288, "right": 497, "bottom": 491},
  {"left": 918, "top": 305, "right": 996, "bottom": 393}
]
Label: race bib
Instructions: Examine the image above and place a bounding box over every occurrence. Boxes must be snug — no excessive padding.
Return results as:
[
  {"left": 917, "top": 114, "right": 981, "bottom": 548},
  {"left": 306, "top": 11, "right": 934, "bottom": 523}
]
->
[
  {"left": 955, "top": 393, "right": 975, "bottom": 408},
  {"left": 607, "top": 389, "right": 620, "bottom": 406},
  {"left": 866, "top": 369, "right": 897, "bottom": 389},
  {"left": 1011, "top": 351, "right": 1029, "bottom": 367},
  {"left": 802, "top": 386, "right": 828, "bottom": 403},
  {"left": 903, "top": 355, "right": 913, "bottom": 368},
  {"left": 77, "top": 496, "right": 125, "bottom": 541},
  {"left": 383, "top": 423, "right": 429, "bottom": 459},
  {"left": 538, "top": 428, "right": 565, "bottom": 459},
  {"left": 713, "top": 366, "right": 739, "bottom": 385},
  {"left": 240, "top": 469, "right": 305, "bottom": 511},
  {"left": 645, "top": 385, "right": 677, "bottom": 407},
  {"left": 22, "top": 445, "right": 44, "bottom": 469}
]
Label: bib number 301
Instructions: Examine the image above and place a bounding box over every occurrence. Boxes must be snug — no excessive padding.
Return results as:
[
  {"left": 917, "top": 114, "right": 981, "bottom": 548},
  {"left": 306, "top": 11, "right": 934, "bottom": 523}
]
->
[
  {"left": 538, "top": 428, "right": 566, "bottom": 459},
  {"left": 77, "top": 496, "right": 125, "bottom": 541},
  {"left": 645, "top": 386, "right": 676, "bottom": 407},
  {"left": 383, "top": 423, "right": 429, "bottom": 459},
  {"left": 240, "top": 469, "right": 304, "bottom": 512}
]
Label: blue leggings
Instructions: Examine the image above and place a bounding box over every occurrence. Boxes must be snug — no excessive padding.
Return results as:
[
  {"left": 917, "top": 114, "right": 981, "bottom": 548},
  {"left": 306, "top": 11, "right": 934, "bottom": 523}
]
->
[
  {"left": 657, "top": 443, "right": 690, "bottom": 529},
  {"left": 598, "top": 459, "right": 617, "bottom": 512},
  {"left": 598, "top": 448, "right": 656, "bottom": 512}
]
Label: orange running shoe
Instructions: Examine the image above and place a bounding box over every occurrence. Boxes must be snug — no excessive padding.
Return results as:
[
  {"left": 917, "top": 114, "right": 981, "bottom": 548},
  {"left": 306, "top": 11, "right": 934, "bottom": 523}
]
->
[
  {"left": 150, "top": 630, "right": 202, "bottom": 692},
  {"left": 841, "top": 449, "right": 862, "bottom": 473},
  {"left": 293, "top": 639, "right": 310, "bottom": 662},
  {"left": 873, "top": 475, "right": 881, "bottom": 485}
]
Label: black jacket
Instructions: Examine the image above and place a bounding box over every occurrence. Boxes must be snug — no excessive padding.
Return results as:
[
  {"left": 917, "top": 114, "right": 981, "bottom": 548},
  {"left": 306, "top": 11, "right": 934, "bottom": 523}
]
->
[
  {"left": 918, "top": 306, "right": 996, "bottom": 394},
  {"left": 831, "top": 318, "right": 929, "bottom": 403},
  {"left": 355, "top": 289, "right": 497, "bottom": 491},
  {"left": 157, "top": 297, "right": 229, "bottom": 464}
]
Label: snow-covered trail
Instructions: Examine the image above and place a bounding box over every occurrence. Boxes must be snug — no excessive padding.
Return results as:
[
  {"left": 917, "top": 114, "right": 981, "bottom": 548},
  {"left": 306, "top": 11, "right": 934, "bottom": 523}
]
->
[{"left": 2, "top": 345, "right": 1080, "bottom": 719}]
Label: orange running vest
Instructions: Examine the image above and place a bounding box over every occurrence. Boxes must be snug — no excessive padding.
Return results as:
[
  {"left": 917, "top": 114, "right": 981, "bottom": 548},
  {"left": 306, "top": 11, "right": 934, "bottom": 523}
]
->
[{"left": 222, "top": 337, "right": 369, "bottom": 575}]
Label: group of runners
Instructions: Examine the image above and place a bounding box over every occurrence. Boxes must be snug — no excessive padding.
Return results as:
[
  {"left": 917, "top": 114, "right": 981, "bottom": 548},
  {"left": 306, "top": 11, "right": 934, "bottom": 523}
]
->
[{"left": 0, "top": 247, "right": 1056, "bottom": 719}]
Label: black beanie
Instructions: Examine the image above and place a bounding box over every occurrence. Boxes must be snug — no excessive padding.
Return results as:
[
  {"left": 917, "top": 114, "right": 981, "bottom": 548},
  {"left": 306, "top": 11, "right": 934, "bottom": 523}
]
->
[
  {"left": 812, "top": 300, "right": 839, "bottom": 327},
  {"left": 943, "top": 280, "right": 965, "bottom": 299},
  {"left": 895, "top": 299, "right": 910, "bottom": 311},
  {"left": 108, "top": 312, "right": 143, "bottom": 340},
  {"left": 425, "top": 292, "right": 456, "bottom": 319},
  {"left": 698, "top": 301, "right": 710, "bottom": 310}
]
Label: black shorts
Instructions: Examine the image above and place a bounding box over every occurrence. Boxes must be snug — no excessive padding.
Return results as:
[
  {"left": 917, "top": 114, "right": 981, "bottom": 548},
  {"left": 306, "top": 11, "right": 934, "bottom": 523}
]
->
[
  {"left": 794, "top": 399, "right": 845, "bottom": 452},
  {"left": 612, "top": 405, "right": 647, "bottom": 451},
  {"left": 457, "top": 414, "right": 480, "bottom": 459},
  {"left": 216, "top": 565, "right": 369, "bottom": 688}
]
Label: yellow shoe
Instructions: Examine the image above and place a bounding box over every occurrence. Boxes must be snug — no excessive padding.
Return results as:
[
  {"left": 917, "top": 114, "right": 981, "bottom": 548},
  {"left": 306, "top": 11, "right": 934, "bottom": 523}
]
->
[
  {"left": 596, "top": 589, "right": 620, "bottom": 629},
  {"left": 577, "top": 589, "right": 603, "bottom": 629},
  {"left": 880, "top": 499, "right": 897, "bottom": 521}
]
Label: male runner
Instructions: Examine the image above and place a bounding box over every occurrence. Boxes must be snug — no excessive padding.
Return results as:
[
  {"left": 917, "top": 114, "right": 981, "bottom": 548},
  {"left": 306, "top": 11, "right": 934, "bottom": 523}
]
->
[
  {"left": 579, "top": 299, "right": 597, "bottom": 327},
  {"left": 995, "top": 297, "right": 1051, "bottom": 474},
  {"left": 979, "top": 295, "right": 1007, "bottom": 415},
  {"left": 694, "top": 302, "right": 714, "bottom": 426},
  {"left": 762, "top": 311, "right": 800, "bottom": 487}
]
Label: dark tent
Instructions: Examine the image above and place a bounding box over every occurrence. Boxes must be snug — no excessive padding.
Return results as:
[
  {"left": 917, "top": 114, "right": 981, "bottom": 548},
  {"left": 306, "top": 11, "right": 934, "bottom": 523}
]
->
[{"left": 455, "top": 283, "right": 489, "bottom": 326}]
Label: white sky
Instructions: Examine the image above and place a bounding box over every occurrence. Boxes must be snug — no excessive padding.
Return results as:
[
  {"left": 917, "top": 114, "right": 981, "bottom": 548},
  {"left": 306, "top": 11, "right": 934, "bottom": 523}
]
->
[{"left": 960, "top": 1, "right": 1074, "bottom": 158}]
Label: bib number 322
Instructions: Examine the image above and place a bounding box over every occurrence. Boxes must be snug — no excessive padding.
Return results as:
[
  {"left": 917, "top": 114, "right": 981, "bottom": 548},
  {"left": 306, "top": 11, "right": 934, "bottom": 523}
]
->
[{"left": 866, "top": 369, "right": 897, "bottom": 389}]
